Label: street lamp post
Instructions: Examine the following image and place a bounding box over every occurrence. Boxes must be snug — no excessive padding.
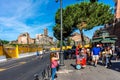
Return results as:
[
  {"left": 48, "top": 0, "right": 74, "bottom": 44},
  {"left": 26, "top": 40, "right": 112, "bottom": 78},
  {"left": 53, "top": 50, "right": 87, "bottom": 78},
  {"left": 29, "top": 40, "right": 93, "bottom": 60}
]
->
[{"left": 56, "top": 0, "right": 64, "bottom": 66}]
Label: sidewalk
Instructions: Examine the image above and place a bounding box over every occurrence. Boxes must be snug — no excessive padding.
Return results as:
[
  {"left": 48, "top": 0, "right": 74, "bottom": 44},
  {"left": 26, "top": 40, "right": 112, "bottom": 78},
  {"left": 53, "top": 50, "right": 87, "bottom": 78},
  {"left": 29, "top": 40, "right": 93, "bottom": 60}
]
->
[
  {"left": 56, "top": 59, "right": 120, "bottom": 80},
  {"left": 0, "top": 56, "right": 7, "bottom": 62},
  {"left": 0, "top": 52, "right": 36, "bottom": 63}
]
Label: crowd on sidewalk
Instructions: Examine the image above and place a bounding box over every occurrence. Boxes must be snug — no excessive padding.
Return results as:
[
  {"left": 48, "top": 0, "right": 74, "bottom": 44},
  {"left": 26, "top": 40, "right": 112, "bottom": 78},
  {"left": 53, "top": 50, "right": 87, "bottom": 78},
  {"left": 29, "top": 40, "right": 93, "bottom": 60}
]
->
[
  {"left": 66, "top": 44, "right": 120, "bottom": 68},
  {"left": 49, "top": 43, "right": 120, "bottom": 80}
]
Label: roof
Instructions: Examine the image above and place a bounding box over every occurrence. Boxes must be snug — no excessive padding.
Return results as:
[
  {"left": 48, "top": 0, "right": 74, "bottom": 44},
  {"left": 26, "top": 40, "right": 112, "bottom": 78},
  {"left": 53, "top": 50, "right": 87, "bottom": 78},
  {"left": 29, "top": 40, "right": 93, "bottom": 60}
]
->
[
  {"left": 101, "top": 39, "right": 116, "bottom": 43},
  {"left": 92, "top": 37, "right": 117, "bottom": 43}
]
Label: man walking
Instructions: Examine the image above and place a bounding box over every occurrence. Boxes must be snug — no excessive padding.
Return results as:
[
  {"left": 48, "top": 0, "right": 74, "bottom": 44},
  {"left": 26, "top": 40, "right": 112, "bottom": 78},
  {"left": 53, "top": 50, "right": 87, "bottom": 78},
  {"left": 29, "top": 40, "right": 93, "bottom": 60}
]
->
[{"left": 91, "top": 44, "right": 101, "bottom": 67}]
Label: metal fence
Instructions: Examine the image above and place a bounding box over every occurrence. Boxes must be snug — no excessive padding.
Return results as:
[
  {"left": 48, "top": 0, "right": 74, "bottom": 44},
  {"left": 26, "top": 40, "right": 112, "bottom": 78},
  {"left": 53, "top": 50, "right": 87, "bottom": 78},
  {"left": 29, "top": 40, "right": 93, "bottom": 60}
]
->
[
  {"left": 33, "top": 51, "right": 62, "bottom": 80},
  {"left": 34, "top": 65, "right": 51, "bottom": 80},
  {"left": 33, "top": 52, "right": 52, "bottom": 80}
]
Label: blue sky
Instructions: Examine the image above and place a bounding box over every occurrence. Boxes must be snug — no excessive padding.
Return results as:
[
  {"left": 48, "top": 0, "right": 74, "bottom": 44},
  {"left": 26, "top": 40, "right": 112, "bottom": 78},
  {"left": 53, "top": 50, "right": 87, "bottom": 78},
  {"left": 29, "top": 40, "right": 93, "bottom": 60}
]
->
[{"left": 0, "top": 0, "right": 115, "bottom": 41}]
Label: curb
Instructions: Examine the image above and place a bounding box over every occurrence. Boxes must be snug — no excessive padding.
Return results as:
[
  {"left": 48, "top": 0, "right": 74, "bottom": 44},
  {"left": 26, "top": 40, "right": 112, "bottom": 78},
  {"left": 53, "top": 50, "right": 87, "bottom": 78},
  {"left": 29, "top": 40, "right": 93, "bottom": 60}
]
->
[{"left": 0, "top": 56, "right": 7, "bottom": 62}]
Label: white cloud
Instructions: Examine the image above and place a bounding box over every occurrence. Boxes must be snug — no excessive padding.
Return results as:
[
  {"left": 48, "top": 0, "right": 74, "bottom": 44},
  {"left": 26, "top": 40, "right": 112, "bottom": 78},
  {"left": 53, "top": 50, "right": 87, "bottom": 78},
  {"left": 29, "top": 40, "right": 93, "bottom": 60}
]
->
[
  {"left": 0, "top": 0, "right": 52, "bottom": 41},
  {"left": 0, "top": 16, "right": 53, "bottom": 40}
]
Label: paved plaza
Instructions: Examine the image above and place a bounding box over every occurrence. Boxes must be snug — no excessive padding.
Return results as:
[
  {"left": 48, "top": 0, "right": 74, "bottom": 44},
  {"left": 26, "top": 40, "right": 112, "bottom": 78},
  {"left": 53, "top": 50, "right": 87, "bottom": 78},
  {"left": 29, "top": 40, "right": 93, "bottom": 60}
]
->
[{"left": 56, "top": 59, "right": 120, "bottom": 80}]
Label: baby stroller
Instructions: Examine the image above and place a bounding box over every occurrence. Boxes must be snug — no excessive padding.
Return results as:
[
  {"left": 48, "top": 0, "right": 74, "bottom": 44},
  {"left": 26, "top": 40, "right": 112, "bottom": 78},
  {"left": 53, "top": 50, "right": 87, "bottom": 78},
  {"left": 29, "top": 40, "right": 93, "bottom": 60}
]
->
[{"left": 76, "top": 54, "right": 86, "bottom": 70}]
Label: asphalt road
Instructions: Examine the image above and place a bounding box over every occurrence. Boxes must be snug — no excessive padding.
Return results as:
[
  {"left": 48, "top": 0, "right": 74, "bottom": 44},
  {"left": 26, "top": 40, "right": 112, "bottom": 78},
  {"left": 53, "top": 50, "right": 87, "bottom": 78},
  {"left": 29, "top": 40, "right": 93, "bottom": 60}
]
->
[{"left": 0, "top": 53, "right": 50, "bottom": 80}]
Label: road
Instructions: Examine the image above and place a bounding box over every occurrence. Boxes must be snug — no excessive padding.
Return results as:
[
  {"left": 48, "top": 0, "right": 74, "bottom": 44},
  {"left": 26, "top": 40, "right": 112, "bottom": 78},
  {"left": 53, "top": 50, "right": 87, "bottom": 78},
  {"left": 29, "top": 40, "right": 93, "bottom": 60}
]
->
[{"left": 0, "top": 53, "right": 50, "bottom": 80}]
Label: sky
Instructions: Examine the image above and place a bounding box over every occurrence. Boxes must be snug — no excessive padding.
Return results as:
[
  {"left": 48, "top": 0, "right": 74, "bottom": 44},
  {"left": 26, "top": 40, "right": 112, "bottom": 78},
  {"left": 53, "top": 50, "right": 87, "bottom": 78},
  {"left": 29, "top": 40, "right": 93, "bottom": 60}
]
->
[{"left": 0, "top": 0, "right": 115, "bottom": 41}]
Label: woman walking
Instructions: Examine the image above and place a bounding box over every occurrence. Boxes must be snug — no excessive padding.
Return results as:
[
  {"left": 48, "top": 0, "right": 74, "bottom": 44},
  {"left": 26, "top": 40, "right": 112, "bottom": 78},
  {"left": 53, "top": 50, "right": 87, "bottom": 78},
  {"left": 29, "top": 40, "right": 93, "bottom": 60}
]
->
[{"left": 105, "top": 47, "right": 112, "bottom": 68}]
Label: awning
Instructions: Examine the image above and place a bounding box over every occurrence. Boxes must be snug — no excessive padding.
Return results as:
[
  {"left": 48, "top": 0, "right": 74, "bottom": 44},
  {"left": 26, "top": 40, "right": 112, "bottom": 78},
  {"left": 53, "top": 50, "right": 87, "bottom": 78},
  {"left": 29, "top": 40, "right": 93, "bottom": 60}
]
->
[
  {"left": 91, "top": 39, "right": 102, "bottom": 43},
  {"left": 101, "top": 39, "right": 116, "bottom": 43}
]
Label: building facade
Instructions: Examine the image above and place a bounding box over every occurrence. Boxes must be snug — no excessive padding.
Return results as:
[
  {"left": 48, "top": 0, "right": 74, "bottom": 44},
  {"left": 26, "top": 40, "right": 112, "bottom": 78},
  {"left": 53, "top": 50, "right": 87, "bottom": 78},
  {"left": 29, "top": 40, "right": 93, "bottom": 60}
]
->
[
  {"left": 16, "top": 28, "right": 53, "bottom": 45},
  {"left": 93, "top": 0, "right": 120, "bottom": 46},
  {"left": 44, "top": 28, "right": 48, "bottom": 36},
  {"left": 35, "top": 28, "right": 53, "bottom": 45},
  {"left": 115, "top": 0, "right": 120, "bottom": 20},
  {"left": 35, "top": 34, "right": 53, "bottom": 45},
  {"left": 18, "top": 32, "right": 35, "bottom": 44},
  {"left": 70, "top": 32, "right": 90, "bottom": 46}
]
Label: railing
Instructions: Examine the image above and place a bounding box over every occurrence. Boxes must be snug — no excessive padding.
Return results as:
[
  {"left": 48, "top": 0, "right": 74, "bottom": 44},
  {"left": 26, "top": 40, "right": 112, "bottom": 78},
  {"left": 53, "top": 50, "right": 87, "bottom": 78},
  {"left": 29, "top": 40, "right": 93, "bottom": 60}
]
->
[
  {"left": 34, "top": 65, "right": 51, "bottom": 80},
  {"left": 33, "top": 51, "right": 52, "bottom": 80},
  {"left": 33, "top": 51, "right": 61, "bottom": 80}
]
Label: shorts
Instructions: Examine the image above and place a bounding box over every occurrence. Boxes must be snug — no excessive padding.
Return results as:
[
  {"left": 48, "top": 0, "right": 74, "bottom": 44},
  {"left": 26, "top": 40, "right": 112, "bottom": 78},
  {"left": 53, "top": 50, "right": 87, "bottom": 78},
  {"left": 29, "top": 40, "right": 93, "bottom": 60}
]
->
[{"left": 92, "top": 55, "right": 99, "bottom": 61}]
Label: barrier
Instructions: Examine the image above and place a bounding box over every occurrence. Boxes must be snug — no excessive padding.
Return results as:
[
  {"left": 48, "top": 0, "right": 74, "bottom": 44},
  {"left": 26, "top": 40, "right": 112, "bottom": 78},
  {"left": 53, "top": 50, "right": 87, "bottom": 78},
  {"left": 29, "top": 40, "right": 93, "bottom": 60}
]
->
[
  {"left": 33, "top": 51, "right": 61, "bottom": 80},
  {"left": 50, "top": 46, "right": 72, "bottom": 51},
  {"left": 0, "top": 45, "right": 43, "bottom": 59},
  {"left": 0, "top": 46, "right": 3, "bottom": 56},
  {"left": 33, "top": 52, "right": 51, "bottom": 80},
  {"left": 4, "top": 47, "right": 17, "bottom": 58},
  {"left": 34, "top": 66, "right": 51, "bottom": 80}
]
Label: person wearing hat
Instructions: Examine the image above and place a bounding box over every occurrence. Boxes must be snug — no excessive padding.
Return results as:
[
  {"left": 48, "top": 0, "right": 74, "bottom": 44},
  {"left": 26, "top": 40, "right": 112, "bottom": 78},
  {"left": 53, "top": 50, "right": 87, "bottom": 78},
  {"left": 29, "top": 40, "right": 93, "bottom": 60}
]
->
[{"left": 91, "top": 44, "right": 101, "bottom": 67}]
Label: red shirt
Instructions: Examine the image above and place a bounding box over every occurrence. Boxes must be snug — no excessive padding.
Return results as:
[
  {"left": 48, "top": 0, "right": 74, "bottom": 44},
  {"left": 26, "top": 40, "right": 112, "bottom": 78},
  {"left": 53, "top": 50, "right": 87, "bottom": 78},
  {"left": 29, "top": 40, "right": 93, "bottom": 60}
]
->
[{"left": 75, "top": 47, "right": 79, "bottom": 55}]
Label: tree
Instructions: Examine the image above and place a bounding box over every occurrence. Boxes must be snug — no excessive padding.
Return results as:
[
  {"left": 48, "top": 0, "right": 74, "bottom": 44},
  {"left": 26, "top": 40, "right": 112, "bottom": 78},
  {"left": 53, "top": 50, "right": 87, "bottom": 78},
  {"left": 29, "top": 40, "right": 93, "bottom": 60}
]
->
[
  {"left": 53, "top": 2, "right": 114, "bottom": 46},
  {"left": 90, "top": 0, "right": 98, "bottom": 2},
  {"left": 93, "top": 30, "right": 101, "bottom": 37},
  {"left": 76, "top": 0, "right": 99, "bottom": 3},
  {"left": 0, "top": 39, "right": 9, "bottom": 45}
]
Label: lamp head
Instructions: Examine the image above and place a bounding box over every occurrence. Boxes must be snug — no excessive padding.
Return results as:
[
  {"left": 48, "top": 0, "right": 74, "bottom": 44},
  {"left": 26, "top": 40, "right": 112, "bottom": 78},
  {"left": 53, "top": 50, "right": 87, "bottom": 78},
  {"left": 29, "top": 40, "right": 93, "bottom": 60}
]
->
[{"left": 56, "top": 0, "right": 58, "bottom": 2}]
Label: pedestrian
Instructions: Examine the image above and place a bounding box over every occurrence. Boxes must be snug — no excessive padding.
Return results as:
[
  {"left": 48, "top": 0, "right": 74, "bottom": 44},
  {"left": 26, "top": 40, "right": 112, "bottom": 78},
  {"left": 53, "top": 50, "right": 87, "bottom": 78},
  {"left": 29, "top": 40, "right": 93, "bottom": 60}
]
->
[
  {"left": 116, "top": 46, "right": 120, "bottom": 61},
  {"left": 80, "top": 47, "right": 87, "bottom": 68},
  {"left": 111, "top": 44, "right": 115, "bottom": 54},
  {"left": 75, "top": 45, "right": 80, "bottom": 60},
  {"left": 91, "top": 44, "right": 101, "bottom": 67},
  {"left": 50, "top": 52, "right": 59, "bottom": 80},
  {"left": 36, "top": 50, "right": 39, "bottom": 57},
  {"left": 39, "top": 50, "right": 43, "bottom": 59},
  {"left": 101, "top": 49, "right": 106, "bottom": 65},
  {"left": 86, "top": 47, "right": 92, "bottom": 65},
  {"left": 105, "top": 47, "right": 112, "bottom": 68}
]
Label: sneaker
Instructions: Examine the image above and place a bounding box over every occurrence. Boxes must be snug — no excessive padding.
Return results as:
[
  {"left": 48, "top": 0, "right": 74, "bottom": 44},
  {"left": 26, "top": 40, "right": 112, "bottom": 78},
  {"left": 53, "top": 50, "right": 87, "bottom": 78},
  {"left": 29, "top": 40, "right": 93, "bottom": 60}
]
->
[
  {"left": 105, "top": 66, "right": 108, "bottom": 68},
  {"left": 94, "top": 63, "right": 97, "bottom": 67}
]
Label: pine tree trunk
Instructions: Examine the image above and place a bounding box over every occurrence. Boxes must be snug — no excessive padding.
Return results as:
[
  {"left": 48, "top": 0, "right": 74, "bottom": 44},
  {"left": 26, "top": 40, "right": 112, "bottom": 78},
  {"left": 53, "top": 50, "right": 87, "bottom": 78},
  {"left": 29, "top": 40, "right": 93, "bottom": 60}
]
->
[{"left": 79, "top": 29, "right": 85, "bottom": 47}]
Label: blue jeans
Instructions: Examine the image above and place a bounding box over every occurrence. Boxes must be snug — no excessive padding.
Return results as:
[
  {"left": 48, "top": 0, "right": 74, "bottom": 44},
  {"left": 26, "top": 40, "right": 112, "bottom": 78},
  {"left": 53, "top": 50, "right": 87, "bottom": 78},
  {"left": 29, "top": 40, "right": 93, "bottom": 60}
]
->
[
  {"left": 106, "top": 57, "right": 110, "bottom": 66},
  {"left": 52, "top": 68, "right": 56, "bottom": 80}
]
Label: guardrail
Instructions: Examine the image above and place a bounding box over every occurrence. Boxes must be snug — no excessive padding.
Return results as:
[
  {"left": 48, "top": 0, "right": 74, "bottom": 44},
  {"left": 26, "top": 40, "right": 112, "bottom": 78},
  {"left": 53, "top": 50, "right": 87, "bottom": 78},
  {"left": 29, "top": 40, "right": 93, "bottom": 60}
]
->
[
  {"left": 33, "top": 65, "right": 51, "bottom": 80},
  {"left": 33, "top": 51, "right": 55, "bottom": 80}
]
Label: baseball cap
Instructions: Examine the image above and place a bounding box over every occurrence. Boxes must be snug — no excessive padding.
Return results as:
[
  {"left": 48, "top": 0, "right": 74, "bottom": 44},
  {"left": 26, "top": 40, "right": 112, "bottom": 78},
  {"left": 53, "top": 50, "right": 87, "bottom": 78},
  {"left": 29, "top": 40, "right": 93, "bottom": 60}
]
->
[{"left": 97, "top": 44, "right": 100, "bottom": 47}]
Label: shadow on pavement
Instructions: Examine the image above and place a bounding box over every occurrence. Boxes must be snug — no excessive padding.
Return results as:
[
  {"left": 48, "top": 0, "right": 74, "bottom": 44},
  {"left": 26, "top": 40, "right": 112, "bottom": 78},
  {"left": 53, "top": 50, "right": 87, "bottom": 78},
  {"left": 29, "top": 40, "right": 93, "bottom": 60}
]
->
[
  {"left": 110, "top": 61, "right": 120, "bottom": 72},
  {"left": 70, "top": 64, "right": 76, "bottom": 69},
  {"left": 98, "top": 60, "right": 120, "bottom": 72}
]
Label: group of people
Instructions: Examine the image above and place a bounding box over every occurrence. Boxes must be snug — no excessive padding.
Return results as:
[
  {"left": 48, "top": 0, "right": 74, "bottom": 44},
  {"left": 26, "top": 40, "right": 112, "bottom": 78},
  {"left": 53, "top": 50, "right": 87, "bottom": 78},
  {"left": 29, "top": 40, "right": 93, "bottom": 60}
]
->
[
  {"left": 74, "top": 44, "right": 120, "bottom": 68},
  {"left": 50, "top": 44, "right": 120, "bottom": 80}
]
